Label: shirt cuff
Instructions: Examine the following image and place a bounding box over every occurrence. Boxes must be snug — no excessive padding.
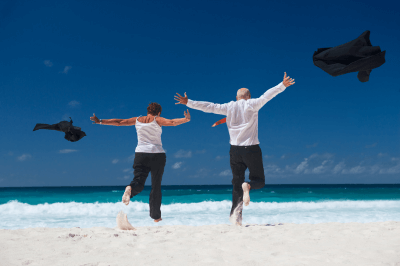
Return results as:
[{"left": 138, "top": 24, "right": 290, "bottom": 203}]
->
[
  {"left": 279, "top": 82, "right": 287, "bottom": 90},
  {"left": 187, "top": 99, "right": 194, "bottom": 108}
]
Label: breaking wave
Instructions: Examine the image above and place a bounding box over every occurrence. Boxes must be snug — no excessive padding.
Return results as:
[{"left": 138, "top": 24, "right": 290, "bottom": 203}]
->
[{"left": 1, "top": 200, "right": 400, "bottom": 229}]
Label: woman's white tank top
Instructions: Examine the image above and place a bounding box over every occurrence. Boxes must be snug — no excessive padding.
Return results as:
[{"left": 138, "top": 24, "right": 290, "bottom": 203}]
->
[{"left": 135, "top": 116, "right": 165, "bottom": 153}]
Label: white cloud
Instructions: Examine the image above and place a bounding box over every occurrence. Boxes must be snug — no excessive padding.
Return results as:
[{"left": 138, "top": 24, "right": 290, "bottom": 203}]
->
[
  {"left": 127, "top": 154, "right": 135, "bottom": 161},
  {"left": 196, "top": 150, "right": 206, "bottom": 154},
  {"left": 311, "top": 160, "right": 331, "bottom": 174},
  {"left": 348, "top": 165, "right": 366, "bottom": 174},
  {"left": 123, "top": 168, "right": 131, "bottom": 173},
  {"left": 68, "top": 100, "right": 80, "bottom": 107},
  {"left": 294, "top": 158, "right": 308, "bottom": 174},
  {"left": 216, "top": 155, "right": 227, "bottom": 161},
  {"left": 280, "top": 154, "right": 286, "bottom": 159},
  {"left": 44, "top": 60, "right": 53, "bottom": 67},
  {"left": 123, "top": 175, "right": 130, "bottom": 180},
  {"left": 379, "top": 158, "right": 400, "bottom": 174},
  {"left": 17, "top": 154, "right": 32, "bottom": 161},
  {"left": 172, "top": 162, "right": 183, "bottom": 169},
  {"left": 219, "top": 170, "right": 231, "bottom": 176},
  {"left": 377, "top": 153, "right": 387, "bottom": 157},
  {"left": 264, "top": 164, "right": 283, "bottom": 174},
  {"left": 61, "top": 66, "right": 72, "bottom": 74},
  {"left": 332, "top": 162, "right": 345, "bottom": 174},
  {"left": 174, "top": 150, "right": 192, "bottom": 158},
  {"left": 59, "top": 149, "right": 78, "bottom": 154},
  {"left": 264, "top": 155, "right": 274, "bottom": 159},
  {"left": 112, "top": 159, "right": 119, "bottom": 164}
]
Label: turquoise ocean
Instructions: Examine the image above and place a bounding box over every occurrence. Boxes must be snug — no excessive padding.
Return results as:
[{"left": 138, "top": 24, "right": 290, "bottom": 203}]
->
[{"left": 1, "top": 185, "right": 400, "bottom": 229}]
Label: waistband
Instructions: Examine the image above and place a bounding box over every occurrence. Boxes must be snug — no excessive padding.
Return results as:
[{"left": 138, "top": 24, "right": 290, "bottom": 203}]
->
[{"left": 230, "top": 144, "right": 260, "bottom": 148}]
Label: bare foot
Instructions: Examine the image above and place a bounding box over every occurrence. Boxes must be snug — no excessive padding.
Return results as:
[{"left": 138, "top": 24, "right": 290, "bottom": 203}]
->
[
  {"left": 122, "top": 186, "right": 131, "bottom": 205},
  {"left": 154, "top": 218, "right": 162, "bottom": 223},
  {"left": 229, "top": 201, "right": 243, "bottom": 226},
  {"left": 116, "top": 211, "right": 136, "bottom": 230},
  {"left": 242, "top": 182, "right": 251, "bottom": 206}
]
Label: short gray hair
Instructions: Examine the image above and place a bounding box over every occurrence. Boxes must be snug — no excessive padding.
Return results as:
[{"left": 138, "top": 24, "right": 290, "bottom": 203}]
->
[{"left": 237, "top": 88, "right": 250, "bottom": 99}]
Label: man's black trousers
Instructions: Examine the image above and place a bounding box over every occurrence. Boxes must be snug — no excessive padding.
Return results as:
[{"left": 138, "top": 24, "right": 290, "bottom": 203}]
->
[
  {"left": 129, "top": 152, "right": 166, "bottom": 220},
  {"left": 230, "top": 145, "right": 265, "bottom": 216}
]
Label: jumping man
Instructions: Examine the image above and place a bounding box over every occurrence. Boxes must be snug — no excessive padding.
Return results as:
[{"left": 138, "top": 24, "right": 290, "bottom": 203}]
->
[{"left": 175, "top": 73, "right": 295, "bottom": 225}]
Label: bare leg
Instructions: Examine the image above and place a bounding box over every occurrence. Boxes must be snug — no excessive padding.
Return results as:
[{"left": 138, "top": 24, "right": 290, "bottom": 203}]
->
[
  {"left": 229, "top": 201, "right": 243, "bottom": 226},
  {"left": 154, "top": 218, "right": 162, "bottom": 223},
  {"left": 122, "top": 186, "right": 132, "bottom": 205},
  {"left": 242, "top": 182, "right": 251, "bottom": 206}
]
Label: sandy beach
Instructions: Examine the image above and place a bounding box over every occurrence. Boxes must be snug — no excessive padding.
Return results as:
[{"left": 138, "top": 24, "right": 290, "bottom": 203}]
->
[{"left": 1, "top": 222, "right": 399, "bottom": 266}]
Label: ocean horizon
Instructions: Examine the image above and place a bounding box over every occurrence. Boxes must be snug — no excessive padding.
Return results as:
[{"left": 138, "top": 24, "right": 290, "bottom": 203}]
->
[{"left": 1, "top": 184, "right": 400, "bottom": 229}]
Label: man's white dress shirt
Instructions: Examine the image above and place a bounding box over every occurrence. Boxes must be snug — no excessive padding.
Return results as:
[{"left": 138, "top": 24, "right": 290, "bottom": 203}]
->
[{"left": 187, "top": 82, "right": 286, "bottom": 146}]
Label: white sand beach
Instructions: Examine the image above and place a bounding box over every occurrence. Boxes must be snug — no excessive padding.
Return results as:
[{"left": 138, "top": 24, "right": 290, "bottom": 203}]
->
[{"left": 1, "top": 222, "right": 399, "bottom": 266}]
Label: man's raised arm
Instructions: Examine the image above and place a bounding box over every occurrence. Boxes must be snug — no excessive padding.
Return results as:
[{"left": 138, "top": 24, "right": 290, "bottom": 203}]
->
[
  {"left": 251, "top": 72, "right": 295, "bottom": 111},
  {"left": 90, "top": 113, "right": 137, "bottom": 126},
  {"left": 174, "top": 92, "right": 228, "bottom": 116}
]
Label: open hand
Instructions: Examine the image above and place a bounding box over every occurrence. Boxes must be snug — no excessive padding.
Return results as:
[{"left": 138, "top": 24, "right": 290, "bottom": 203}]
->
[
  {"left": 174, "top": 92, "right": 188, "bottom": 105},
  {"left": 90, "top": 113, "right": 100, "bottom": 124},
  {"left": 184, "top": 109, "right": 191, "bottom": 121},
  {"left": 283, "top": 72, "right": 295, "bottom": 87}
]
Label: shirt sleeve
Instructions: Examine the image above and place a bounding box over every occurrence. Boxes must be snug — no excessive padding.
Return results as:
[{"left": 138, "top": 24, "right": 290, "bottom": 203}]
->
[
  {"left": 250, "top": 82, "right": 287, "bottom": 111},
  {"left": 187, "top": 99, "right": 228, "bottom": 115}
]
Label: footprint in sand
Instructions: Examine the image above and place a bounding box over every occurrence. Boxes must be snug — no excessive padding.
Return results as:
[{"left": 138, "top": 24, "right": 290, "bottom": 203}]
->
[{"left": 116, "top": 211, "right": 136, "bottom": 230}]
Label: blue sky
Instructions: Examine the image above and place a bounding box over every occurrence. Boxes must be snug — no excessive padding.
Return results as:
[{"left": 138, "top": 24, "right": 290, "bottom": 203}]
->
[{"left": 0, "top": 0, "right": 399, "bottom": 187}]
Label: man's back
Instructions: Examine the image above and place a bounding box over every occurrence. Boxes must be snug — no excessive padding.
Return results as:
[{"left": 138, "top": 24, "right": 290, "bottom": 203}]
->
[
  {"left": 186, "top": 82, "right": 287, "bottom": 146},
  {"left": 225, "top": 99, "right": 260, "bottom": 146}
]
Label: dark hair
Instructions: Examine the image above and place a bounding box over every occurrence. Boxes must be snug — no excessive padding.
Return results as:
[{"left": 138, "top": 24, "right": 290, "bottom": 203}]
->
[{"left": 147, "top": 102, "right": 162, "bottom": 115}]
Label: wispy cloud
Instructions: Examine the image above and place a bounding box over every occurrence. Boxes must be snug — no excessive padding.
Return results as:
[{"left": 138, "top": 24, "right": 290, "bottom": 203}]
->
[
  {"left": 174, "top": 150, "right": 192, "bottom": 158},
  {"left": 195, "top": 150, "right": 206, "bottom": 154},
  {"left": 112, "top": 159, "right": 119, "bottom": 164},
  {"left": 215, "top": 155, "right": 227, "bottom": 161},
  {"left": 68, "top": 100, "right": 80, "bottom": 107},
  {"left": 123, "top": 168, "right": 131, "bottom": 173},
  {"left": 306, "top": 142, "right": 318, "bottom": 148},
  {"left": 311, "top": 160, "right": 331, "bottom": 174},
  {"left": 264, "top": 155, "right": 274, "bottom": 159},
  {"left": 172, "top": 162, "right": 183, "bottom": 169},
  {"left": 332, "top": 162, "right": 345, "bottom": 174},
  {"left": 365, "top": 143, "right": 377, "bottom": 148},
  {"left": 61, "top": 66, "right": 72, "bottom": 74},
  {"left": 346, "top": 165, "right": 366, "bottom": 174},
  {"left": 219, "top": 170, "right": 231, "bottom": 176},
  {"left": 59, "top": 149, "right": 78, "bottom": 154},
  {"left": 379, "top": 158, "right": 400, "bottom": 174},
  {"left": 44, "top": 60, "right": 53, "bottom": 67},
  {"left": 17, "top": 154, "right": 32, "bottom": 161},
  {"left": 127, "top": 154, "right": 135, "bottom": 161},
  {"left": 294, "top": 158, "right": 308, "bottom": 174}
]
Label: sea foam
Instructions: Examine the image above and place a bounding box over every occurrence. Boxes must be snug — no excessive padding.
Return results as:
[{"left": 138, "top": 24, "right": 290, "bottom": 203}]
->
[{"left": 1, "top": 200, "right": 400, "bottom": 229}]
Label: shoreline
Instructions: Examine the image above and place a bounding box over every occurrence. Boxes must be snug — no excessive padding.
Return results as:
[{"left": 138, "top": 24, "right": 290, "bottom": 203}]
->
[{"left": 1, "top": 222, "right": 399, "bottom": 266}]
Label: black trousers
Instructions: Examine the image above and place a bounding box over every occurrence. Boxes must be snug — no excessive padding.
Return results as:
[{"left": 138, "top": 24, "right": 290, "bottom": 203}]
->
[
  {"left": 129, "top": 152, "right": 166, "bottom": 220},
  {"left": 229, "top": 145, "right": 265, "bottom": 216}
]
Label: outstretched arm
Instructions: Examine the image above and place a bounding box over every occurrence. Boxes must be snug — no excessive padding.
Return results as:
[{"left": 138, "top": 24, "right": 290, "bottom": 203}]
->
[
  {"left": 251, "top": 72, "right": 295, "bottom": 111},
  {"left": 90, "top": 113, "right": 137, "bottom": 126},
  {"left": 156, "top": 110, "right": 191, "bottom": 126},
  {"left": 175, "top": 92, "right": 228, "bottom": 115}
]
